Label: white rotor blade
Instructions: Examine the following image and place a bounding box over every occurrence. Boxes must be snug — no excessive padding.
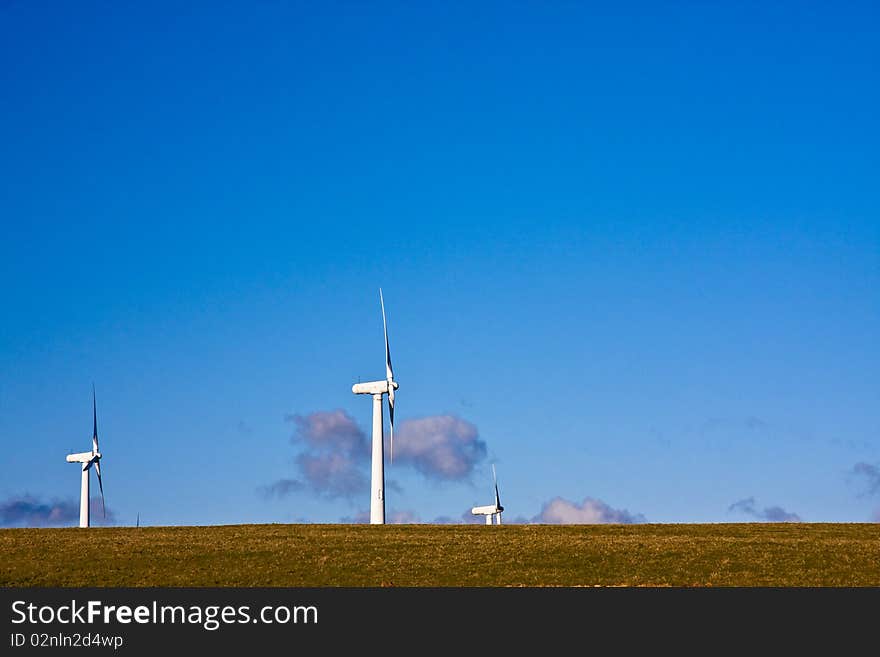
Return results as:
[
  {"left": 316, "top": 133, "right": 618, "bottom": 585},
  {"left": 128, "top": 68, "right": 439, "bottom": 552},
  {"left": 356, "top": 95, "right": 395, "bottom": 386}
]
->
[
  {"left": 95, "top": 458, "right": 106, "bottom": 518},
  {"left": 92, "top": 384, "right": 99, "bottom": 454},
  {"left": 493, "top": 464, "right": 501, "bottom": 508},
  {"left": 380, "top": 288, "right": 393, "bottom": 382},
  {"left": 380, "top": 288, "right": 397, "bottom": 463},
  {"left": 388, "top": 393, "right": 394, "bottom": 464},
  {"left": 91, "top": 386, "right": 105, "bottom": 518}
]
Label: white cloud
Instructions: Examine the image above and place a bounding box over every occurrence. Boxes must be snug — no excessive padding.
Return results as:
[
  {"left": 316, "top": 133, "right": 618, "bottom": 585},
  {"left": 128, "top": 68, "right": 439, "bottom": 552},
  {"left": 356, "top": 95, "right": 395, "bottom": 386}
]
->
[
  {"left": 532, "top": 496, "right": 646, "bottom": 524},
  {"left": 392, "top": 415, "right": 487, "bottom": 480}
]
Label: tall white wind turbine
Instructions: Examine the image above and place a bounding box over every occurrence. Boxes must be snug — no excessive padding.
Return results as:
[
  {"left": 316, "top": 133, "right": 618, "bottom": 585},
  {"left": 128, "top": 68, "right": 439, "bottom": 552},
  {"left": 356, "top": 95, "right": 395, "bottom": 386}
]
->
[
  {"left": 65, "top": 385, "right": 106, "bottom": 528},
  {"left": 471, "top": 464, "right": 504, "bottom": 525},
  {"left": 352, "top": 289, "right": 399, "bottom": 524}
]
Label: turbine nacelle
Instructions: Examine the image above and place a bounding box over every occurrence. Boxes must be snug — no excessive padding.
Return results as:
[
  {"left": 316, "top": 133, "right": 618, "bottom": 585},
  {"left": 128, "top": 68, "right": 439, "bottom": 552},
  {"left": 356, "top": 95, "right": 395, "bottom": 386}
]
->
[
  {"left": 352, "top": 379, "right": 398, "bottom": 396},
  {"left": 66, "top": 451, "right": 97, "bottom": 464},
  {"left": 471, "top": 504, "right": 503, "bottom": 515}
]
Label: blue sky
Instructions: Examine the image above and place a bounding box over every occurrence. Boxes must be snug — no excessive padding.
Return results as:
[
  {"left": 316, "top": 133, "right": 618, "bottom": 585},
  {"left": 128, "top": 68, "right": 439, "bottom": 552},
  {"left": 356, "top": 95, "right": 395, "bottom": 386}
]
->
[{"left": 1, "top": 2, "right": 878, "bottom": 526}]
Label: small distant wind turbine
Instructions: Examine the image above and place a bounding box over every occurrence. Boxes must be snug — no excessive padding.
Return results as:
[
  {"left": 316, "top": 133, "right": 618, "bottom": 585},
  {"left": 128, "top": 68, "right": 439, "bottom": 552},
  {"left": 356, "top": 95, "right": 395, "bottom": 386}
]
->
[
  {"left": 471, "top": 464, "right": 504, "bottom": 525},
  {"left": 65, "top": 385, "right": 106, "bottom": 528},
  {"left": 352, "top": 289, "right": 399, "bottom": 524}
]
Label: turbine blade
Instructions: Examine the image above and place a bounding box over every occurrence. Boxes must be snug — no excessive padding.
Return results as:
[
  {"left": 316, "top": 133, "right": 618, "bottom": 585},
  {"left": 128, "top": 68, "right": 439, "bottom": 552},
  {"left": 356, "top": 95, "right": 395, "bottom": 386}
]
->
[
  {"left": 388, "top": 396, "right": 394, "bottom": 464},
  {"left": 493, "top": 464, "right": 501, "bottom": 508},
  {"left": 388, "top": 384, "right": 395, "bottom": 421},
  {"left": 92, "top": 384, "right": 99, "bottom": 454},
  {"left": 380, "top": 288, "right": 393, "bottom": 382},
  {"left": 380, "top": 288, "right": 397, "bottom": 464},
  {"left": 95, "top": 459, "right": 105, "bottom": 518}
]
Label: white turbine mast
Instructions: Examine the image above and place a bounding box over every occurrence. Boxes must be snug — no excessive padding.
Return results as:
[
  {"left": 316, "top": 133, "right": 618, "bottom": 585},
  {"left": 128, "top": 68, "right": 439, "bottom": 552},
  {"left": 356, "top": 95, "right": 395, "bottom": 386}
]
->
[
  {"left": 65, "top": 384, "right": 106, "bottom": 528},
  {"left": 471, "top": 464, "right": 504, "bottom": 525},
  {"left": 352, "top": 289, "right": 399, "bottom": 524}
]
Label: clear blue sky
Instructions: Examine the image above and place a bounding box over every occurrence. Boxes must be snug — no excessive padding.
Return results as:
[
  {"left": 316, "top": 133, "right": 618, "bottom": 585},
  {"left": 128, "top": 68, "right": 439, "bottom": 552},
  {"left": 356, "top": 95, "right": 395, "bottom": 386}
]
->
[{"left": 1, "top": 2, "right": 878, "bottom": 526}]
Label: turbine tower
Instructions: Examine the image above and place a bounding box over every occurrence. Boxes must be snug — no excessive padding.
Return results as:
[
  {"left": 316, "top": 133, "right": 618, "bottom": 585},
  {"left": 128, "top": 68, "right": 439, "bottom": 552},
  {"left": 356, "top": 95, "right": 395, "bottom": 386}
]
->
[
  {"left": 471, "top": 464, "right": 504, "bottom": 525},
  {"left": 352, "top": 289, "right": 399, "bottom": 524},
  {"left": 65, "top": 385, "right": 106, "bottom": 528}
]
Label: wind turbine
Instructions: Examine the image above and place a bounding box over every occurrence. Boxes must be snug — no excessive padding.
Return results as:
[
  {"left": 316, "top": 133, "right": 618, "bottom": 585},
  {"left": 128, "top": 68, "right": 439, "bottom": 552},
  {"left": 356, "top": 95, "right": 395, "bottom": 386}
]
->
[
  {"left": 471, "top": 464, "right": 504, "bottom": 525},
  {"left": 65, "top": 385, "right": 106, "bottom": 528},
  {"left": 352, "top": 289, "right": 399, "bottom": 524}
]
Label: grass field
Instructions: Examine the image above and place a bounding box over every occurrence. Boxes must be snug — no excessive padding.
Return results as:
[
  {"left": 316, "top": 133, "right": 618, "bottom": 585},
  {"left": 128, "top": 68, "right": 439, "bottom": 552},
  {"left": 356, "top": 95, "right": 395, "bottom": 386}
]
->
[{"left": 2, "top": 523, "right": 879, "bottom": 587}]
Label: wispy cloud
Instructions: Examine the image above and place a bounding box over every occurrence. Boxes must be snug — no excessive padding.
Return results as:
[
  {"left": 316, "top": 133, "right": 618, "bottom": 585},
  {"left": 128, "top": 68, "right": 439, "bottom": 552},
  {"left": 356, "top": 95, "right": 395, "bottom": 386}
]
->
[
  {"left": 431, "top": 510, "right": 507, "bottom": 524},
  {"left": 850, "top": 462, "right": 880, "bottom": 497},
  {"left": 0, "top": 494, "right": 115, "bottom": 527},
  {"left": 0, "top": 495, "right": 76, "bottom": 527},
  {"left": 262, "top": 410, "right": 369, "bottom": 501},
  {"left": 387, "top": 509, "right": 420, "bottom": 524},
  {"left": 460, "top": 508, "right": 489, "bottom": 524},
  {"left": 287, "top": 410, "right": 369, "bottom": 455},
  {"left": 728, "top": 497, "right": 801, "bottom": 522},
  {"left": 90, "top": 497, "right": 115, "bottom": 524},
  {"left": 342, "top": 497, "right": 647, "bottom": 526},
  {"left": 295, "top": 452, "right": 370, "bottom": 499},
  {"left": 531, "top": 496, "right": 646, "bottom": 524},
  {"left": 258, "top": 478, "right": 303, "bottom": 498},
  {"left": 392, "top": 415, "right": 487, "bottom": 480},
  {"left": 340, "top": 511, "right": 368, "bottom": 524},
  {"left": 432, "top": 515, "right": 456, "bottom": 524},
  {"left": 260, "top": 410, "right": 486, "bottom": 505},
  {"left": 760, "top": 506, "right": 801, "bottom": 522},
  {"left": 849, "top": 462, "right": 880, "bottom": 522}
]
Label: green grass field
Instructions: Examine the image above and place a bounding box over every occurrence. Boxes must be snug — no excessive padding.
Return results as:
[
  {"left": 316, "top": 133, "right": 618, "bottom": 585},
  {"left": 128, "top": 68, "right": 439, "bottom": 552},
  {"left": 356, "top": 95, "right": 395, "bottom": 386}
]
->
[{"left": 2, "top": 523, "right": 879, "bottom": 587}]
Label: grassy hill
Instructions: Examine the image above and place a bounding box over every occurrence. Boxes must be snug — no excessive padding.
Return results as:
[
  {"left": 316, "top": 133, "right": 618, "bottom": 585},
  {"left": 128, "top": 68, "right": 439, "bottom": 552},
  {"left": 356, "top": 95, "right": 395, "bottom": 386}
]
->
[{"left": 2, "top": 523, "right": 879, "bottom": 587}]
